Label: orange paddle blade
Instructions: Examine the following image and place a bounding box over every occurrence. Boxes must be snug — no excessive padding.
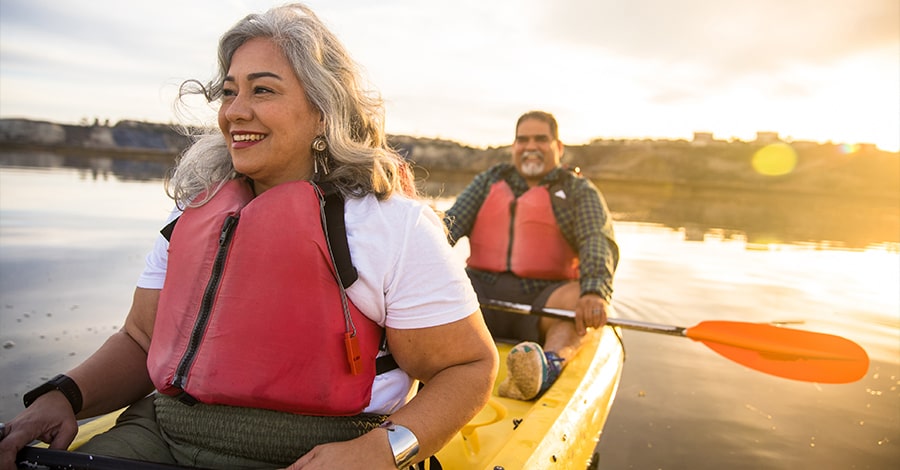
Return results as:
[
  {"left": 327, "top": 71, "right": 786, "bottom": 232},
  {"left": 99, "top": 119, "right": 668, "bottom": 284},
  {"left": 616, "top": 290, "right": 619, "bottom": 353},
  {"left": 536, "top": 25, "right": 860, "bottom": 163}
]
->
[
  {"left": 480, "top": 300, "right": 871, "bottom": 383},
  {"left": 685, "top": 321, "right": 870, "bottom": 384}
]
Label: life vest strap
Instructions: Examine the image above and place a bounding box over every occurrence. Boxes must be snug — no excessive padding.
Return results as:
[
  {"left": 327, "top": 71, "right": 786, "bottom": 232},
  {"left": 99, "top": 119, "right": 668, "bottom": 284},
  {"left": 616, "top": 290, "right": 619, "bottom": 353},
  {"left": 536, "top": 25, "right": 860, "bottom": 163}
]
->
[
  {"left": 376, "top": 354, "right": 398, "bottom": 375},
  {"left": 321, "top": 185, "right": 359, "bottom": 289}
]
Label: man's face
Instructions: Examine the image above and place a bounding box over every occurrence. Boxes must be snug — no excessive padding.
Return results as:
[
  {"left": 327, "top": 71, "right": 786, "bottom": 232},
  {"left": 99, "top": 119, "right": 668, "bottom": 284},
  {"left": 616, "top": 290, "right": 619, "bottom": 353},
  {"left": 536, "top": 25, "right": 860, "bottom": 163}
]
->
[{"left": 512, "top": 118, "right": 563, "bottom": 183}]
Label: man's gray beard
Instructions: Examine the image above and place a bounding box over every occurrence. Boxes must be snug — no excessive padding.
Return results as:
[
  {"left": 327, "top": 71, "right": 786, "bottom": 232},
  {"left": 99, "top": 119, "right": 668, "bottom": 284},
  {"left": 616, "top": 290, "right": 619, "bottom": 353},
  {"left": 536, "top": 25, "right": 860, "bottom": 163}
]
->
[
  {"left": 521, "top": 160, "right": 545, "bottom": 177},
  {"left": 521, "top": 151, "right": 545, "bottom": 177}
]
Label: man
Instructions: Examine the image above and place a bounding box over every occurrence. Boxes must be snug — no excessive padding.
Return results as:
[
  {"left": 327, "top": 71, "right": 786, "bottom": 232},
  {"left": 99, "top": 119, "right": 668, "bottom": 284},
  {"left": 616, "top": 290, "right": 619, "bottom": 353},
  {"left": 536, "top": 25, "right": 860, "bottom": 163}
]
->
[{"left": 444, "top": 110, "right": 618, "bottom": 400}]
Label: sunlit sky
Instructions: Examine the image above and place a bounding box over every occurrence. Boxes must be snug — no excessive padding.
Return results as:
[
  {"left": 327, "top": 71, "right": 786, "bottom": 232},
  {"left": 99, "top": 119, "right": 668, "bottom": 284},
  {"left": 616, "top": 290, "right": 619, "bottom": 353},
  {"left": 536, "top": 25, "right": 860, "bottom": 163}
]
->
[{"left": 1, "top": 0, "right": 898, "bottom": 151}]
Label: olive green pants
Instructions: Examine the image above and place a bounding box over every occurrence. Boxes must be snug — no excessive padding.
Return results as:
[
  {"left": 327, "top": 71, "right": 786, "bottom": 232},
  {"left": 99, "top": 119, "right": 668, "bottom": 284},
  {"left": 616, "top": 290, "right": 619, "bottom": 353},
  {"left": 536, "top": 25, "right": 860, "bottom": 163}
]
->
[{"left": 76, "top": 395, "right": 385, "bottom": 469}]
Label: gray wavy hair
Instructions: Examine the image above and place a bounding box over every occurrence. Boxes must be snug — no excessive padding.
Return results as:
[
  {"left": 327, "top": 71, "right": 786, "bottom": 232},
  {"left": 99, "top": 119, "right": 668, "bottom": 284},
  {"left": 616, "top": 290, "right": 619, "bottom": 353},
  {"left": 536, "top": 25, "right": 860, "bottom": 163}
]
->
[{"left": 168, "top": 3, "right": 414, "bottom": 207}]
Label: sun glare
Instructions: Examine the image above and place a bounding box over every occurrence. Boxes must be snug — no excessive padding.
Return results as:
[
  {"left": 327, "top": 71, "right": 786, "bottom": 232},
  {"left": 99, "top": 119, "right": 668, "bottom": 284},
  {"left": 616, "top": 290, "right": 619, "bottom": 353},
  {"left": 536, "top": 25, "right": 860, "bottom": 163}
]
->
[{"left": 751, "top": 143, "right": 798, "bottom": 176}]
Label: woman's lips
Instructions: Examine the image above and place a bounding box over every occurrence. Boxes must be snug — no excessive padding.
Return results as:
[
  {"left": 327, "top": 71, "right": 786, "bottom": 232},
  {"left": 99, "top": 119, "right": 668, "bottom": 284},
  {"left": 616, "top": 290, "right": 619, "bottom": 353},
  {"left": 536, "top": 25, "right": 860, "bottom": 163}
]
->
[{"left": 231, "top": 132, "right": 266, "bottom": 149}]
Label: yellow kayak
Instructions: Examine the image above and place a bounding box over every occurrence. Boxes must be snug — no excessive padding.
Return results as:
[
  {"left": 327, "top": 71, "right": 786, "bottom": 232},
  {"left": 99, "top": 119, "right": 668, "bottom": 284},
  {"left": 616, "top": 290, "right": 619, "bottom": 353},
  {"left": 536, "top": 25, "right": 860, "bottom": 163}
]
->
[
  {"left": 435, "top": 326, "right": 624, "bottom": 469},
  {"left": 33, "top": 326, "right": 624, "bottom": 469}
]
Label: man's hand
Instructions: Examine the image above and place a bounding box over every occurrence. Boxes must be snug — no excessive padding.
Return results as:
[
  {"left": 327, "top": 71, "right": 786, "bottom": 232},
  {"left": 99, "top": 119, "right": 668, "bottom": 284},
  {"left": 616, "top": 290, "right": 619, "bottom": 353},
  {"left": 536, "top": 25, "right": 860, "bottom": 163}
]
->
[{"left": 574, "top": 294, "right": 609, "bottom": 335}]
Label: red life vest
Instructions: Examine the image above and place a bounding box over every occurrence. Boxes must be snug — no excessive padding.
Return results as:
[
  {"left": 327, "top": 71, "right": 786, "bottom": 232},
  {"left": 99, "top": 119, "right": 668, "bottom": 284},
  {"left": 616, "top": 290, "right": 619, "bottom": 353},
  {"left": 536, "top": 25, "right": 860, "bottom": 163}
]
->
[
  {"left": 467, "top": 180, "right": 579, "bottom": 280},
  {"left": 147, "top": 179, "right": 383, "bottom": 416}
]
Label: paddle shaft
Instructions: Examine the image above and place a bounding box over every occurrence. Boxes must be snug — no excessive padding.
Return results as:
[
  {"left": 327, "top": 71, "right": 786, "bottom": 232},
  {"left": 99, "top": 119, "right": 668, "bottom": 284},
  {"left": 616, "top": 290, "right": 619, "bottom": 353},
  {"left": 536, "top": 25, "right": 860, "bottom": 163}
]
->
[
  {"left": 16, "top": 447, "right": 192, "bottom": 470},
  {"left": 483, "top": 300, "right": 688, "bottom": 336}
]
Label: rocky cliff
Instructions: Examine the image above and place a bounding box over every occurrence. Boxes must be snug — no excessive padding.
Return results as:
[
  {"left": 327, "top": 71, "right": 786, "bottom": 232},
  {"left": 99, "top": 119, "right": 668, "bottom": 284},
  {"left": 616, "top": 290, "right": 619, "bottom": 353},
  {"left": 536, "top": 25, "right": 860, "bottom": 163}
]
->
[{"left": 0, "top": 118, "right": 192, "bottom": 158}]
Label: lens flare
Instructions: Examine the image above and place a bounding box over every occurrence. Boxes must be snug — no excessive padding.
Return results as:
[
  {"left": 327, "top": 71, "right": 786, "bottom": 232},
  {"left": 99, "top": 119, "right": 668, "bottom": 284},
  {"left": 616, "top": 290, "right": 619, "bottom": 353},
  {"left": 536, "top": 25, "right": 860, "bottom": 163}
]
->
[
  {"left": 840, "top": 143, "right": 861, "bottom": 154},
  {"left": 752, "top": 143, "right": 798, "bottom": 176}
]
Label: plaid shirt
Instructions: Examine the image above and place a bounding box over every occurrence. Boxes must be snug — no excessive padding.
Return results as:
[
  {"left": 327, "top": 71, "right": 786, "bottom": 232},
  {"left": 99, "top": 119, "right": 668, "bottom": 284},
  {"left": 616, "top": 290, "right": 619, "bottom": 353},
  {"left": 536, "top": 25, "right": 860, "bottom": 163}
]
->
[{"left": 444, "top": 163, "right": 618, "bottom": 300}]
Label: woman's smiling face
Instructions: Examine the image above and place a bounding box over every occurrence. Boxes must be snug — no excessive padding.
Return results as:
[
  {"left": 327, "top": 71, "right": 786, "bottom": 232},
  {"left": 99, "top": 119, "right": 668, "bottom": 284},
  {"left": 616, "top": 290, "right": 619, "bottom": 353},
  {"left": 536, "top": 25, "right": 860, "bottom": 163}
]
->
[{"left": 218, "top": 37, "right": 322, "bottom": 194}]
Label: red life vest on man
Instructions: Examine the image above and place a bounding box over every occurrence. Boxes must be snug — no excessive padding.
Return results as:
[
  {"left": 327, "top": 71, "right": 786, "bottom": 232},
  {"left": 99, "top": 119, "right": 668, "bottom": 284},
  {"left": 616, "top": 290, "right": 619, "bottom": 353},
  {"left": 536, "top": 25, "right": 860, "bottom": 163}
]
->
[
  {"left": 467, "top": 180, "right": 579, "bottom": 280},
  {"left": 147, "top": 179, "right": 383, "bottom": 416}
]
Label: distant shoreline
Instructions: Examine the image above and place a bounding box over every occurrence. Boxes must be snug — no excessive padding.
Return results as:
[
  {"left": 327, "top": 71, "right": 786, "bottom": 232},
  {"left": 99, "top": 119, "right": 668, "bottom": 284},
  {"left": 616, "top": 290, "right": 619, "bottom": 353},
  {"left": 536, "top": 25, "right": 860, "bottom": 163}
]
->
[
  {"left": 0, "top": 142, "right": 175, "bottom": 161},
  {"left": 2, "top": 118, "right": 898, "bottom": 202}
]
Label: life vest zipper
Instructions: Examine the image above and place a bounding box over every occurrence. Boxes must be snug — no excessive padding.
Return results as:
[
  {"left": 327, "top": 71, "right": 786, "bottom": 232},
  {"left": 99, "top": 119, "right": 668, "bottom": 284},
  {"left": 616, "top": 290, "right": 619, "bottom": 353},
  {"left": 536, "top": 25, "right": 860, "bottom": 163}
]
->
[
  {"left": 171, "top": 214, "right": 239, "bottom": 390},
  {"left": 506, "top": 199, "right": 516, "bottom": 272}
]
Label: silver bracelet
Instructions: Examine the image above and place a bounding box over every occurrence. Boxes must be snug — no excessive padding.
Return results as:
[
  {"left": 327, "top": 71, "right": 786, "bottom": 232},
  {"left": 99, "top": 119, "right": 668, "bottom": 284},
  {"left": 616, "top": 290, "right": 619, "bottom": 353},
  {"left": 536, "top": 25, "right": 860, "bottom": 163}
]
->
[{"left": 379, "top": 420, "right": 419, "bottom": 469}]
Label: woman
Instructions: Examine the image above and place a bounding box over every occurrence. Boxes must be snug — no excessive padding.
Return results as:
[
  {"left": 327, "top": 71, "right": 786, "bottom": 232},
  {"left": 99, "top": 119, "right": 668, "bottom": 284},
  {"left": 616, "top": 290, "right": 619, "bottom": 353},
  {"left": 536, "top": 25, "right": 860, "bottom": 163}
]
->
[{"left": 0, "top": 4, "right": 498, "bottom": 469}]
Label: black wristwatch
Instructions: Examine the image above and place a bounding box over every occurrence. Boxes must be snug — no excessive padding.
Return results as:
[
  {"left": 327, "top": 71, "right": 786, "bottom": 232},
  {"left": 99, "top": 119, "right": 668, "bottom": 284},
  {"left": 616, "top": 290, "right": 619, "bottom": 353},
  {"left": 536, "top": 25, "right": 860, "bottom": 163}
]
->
[{"left": 23, "top": 374, "right": 83, "bottom": 414}]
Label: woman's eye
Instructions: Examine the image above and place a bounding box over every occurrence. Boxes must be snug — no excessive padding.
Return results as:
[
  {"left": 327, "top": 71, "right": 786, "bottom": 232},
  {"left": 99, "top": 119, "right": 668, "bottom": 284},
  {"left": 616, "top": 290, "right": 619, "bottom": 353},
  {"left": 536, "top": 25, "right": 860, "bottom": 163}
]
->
[
  {"left": 222, "top": 88, "right": 237, "bottom": 98},
  {"left": 254, "top": 86, "right": 273, "bottom": 94}
]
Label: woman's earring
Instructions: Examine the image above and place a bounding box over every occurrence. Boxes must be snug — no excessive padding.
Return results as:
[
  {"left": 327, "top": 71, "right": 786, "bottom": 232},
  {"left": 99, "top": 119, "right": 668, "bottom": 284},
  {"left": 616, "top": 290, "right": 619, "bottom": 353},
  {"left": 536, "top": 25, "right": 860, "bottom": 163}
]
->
[
  {"left": 312, "top": 136, "right": 328, "bottom": 153},
  {"left": 311, "top": 135, "right": 329, "bottom": 179}
]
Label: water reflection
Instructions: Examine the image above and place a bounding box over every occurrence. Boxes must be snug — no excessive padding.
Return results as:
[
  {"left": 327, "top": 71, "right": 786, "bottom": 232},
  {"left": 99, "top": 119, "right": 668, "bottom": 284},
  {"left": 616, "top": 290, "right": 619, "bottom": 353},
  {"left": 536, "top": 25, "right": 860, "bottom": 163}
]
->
[
  {"left": 0, "top": 150, "right": 173, "bottom": 182},
  {"left": 604, "top": 181, "right": 899, "bottom": 250},
  {"left": 1, "top": 154, "right": 897, "bottom": 468},
  {"left": 2, "top": 150, "right": 898, "bottom": 250}
]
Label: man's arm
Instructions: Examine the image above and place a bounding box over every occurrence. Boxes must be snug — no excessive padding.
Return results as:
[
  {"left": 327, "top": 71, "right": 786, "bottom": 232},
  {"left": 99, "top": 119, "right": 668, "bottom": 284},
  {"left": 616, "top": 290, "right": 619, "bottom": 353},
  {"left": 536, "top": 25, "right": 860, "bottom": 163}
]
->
[{"left": 572, "top": 178, "right": 619, "bottom": 300}]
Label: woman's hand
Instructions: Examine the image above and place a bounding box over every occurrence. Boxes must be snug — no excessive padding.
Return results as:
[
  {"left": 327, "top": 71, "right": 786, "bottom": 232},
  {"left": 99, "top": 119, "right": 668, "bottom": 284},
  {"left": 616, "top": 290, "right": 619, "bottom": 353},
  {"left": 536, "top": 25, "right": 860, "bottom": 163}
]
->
[
  {"left": 0, "top": 287, "right": 160, "bottom": 470},
  {"left": 283, "top": 428, "right": 396, "bottom": 470},
  {"left": 0, "top": 392, "right": 79, "bottom": 470}
]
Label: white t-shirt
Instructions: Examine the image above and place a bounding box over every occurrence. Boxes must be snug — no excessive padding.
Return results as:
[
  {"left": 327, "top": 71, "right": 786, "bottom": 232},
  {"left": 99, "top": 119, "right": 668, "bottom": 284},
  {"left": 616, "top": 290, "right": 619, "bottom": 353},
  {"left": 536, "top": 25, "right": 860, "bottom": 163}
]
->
[{"left": 137, "top": 192, "right": 479, "bottom": 414}]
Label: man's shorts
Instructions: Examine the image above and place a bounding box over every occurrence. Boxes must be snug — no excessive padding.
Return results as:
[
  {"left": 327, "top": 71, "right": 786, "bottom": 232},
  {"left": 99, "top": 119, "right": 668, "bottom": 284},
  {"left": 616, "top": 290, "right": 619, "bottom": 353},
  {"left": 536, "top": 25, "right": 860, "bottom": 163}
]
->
[{"left": 467, "top": 270, "right": 566, "bottom": 344}]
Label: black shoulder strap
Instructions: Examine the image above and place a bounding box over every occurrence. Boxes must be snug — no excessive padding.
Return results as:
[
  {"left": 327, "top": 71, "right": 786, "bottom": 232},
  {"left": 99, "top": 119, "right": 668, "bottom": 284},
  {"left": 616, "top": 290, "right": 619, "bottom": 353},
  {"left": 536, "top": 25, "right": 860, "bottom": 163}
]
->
[
  {"left": 322, "top": 186, "right": 396, "bottom": 372},
  {"left": 547, "top": 165, "right": 583, "bottom": 191},
  {"left": 321, "top": 185, "right": 359, "bottom": 289},
  {"left": 160, "top": 216, "right": 179, "bottom": 242}
]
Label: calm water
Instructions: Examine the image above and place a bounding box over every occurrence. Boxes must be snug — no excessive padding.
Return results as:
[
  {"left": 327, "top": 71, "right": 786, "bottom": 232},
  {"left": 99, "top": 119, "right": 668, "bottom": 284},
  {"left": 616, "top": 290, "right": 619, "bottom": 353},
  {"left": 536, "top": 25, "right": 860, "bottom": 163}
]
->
[{"left": 0, "top": 152, "right": 898, "bottom": 469}]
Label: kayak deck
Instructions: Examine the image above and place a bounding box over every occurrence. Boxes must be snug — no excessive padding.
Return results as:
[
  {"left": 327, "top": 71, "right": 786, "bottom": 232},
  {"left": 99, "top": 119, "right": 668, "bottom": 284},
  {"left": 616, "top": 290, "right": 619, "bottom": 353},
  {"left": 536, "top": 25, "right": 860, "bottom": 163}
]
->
[{"left": 62, "top": 326, "right": 624, "bottom": 469}]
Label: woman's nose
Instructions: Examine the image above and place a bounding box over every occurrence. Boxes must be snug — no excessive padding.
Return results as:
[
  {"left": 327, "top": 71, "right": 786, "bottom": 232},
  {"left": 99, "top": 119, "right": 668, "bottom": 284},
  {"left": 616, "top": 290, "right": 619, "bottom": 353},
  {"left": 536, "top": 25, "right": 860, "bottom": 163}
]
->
[{"left": 223, "top": 94, "right": 252, "bottom": 122}]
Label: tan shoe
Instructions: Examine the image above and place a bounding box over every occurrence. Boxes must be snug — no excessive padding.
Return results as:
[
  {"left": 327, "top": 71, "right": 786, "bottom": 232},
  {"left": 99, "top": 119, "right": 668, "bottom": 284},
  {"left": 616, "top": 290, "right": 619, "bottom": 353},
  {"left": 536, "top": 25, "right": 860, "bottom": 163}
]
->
[{"left": 498, "top": 342, "right": 548, "bottom": 400}]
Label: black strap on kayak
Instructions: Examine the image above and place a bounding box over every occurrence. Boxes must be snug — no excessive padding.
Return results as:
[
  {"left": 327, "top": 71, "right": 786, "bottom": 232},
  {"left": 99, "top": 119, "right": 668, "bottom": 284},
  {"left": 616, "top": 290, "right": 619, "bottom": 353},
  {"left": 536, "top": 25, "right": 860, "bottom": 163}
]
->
[{"left": 412, "top": 456, "right": 443, "bottom": 470}]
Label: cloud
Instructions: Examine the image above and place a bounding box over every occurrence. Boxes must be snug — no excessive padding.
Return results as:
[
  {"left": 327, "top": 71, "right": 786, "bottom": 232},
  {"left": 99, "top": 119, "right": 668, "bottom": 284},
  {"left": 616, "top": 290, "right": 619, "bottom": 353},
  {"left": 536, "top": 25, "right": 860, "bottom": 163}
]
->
[
  {"left": 0, "top": 0, "right": 226, "bottom": 75},
  {"left": 0, "top": 0, "right": 896, "bottom": 149},
  {"left": 0, "top": 0, "right": 246, "bottom": 123},
  {"left": 540, "top": 0, "right": 899, "bottom": 97},
  {"left": 543, "top": 0, "right": 897, "bottom": 64}
]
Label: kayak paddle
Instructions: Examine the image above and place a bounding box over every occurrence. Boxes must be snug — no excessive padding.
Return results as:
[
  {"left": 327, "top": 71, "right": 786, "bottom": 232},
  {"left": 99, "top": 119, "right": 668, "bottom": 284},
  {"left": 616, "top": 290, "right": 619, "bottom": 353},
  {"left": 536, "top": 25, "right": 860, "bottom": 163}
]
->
[
  {"left": 16, "top": 447, "right": 194, "bottom": 470},
  {"left": 482, "top": 300, "right": 870, "bottom": 384}
]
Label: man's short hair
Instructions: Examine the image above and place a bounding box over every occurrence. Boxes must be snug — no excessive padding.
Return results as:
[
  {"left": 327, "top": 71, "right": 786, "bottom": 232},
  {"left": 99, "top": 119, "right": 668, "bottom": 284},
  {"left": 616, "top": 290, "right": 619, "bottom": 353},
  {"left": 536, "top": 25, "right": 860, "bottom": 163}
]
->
[{"left": 516, "top": 111, "right": 559, "bottom": 141}]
